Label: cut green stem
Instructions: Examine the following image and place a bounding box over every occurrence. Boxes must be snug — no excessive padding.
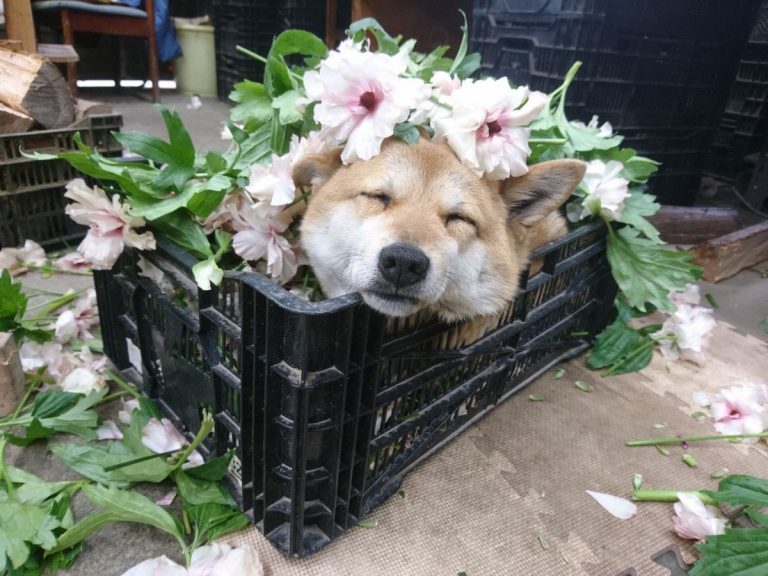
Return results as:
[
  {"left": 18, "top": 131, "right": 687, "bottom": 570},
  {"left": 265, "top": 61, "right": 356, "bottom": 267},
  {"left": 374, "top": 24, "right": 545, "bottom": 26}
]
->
[
  {"left": 633, "top": 489, "right": 717, "bottom": 506},
  {"left": 627, "top": 431, "right": 768, "bottom": 447},
  {"left": 104, "top": 368, "right": 141, "bottom": 400}
]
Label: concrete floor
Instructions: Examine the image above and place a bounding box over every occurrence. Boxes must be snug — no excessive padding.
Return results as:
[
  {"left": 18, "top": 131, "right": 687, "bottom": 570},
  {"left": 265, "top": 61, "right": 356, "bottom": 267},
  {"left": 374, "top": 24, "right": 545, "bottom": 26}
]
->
[{"left": 7, "top": 87, "right": 768, "bottom": 575}]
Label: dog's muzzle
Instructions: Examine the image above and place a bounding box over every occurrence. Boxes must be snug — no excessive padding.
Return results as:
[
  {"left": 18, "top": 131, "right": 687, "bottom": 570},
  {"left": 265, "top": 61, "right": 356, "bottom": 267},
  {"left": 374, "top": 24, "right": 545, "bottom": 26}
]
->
[{"left": 377, "top": 242, "right": 430, "bottom": 289}]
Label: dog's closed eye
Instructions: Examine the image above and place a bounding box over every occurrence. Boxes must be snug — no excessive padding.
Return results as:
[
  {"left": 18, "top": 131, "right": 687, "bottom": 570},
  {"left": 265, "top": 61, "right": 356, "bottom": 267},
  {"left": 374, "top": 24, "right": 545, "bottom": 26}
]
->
[
  {"left": 359, "top": 191, "right": 391, "bottom": 208},
  {"left": 445, "top": 213, "right": 476, "bottom": 228}
]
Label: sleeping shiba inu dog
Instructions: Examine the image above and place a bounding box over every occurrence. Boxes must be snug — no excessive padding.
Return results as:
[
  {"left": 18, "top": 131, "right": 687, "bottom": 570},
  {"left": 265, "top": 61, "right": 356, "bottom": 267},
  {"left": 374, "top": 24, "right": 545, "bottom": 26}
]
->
[{"left": 294, "top": 137, "right": 585, "bottom": 332}]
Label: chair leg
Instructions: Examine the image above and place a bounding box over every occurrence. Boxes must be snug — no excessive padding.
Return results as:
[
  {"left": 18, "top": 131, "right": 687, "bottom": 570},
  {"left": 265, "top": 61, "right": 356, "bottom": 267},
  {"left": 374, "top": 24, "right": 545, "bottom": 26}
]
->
[
  {"left": 61, "top": 10, "right": 78, "bottom": 98},
  {"left": 147, "top": 31, "right": 160, "bottom": 103},
  {"left": 112, "top": 36, "right": 122, "bottom": 92}
]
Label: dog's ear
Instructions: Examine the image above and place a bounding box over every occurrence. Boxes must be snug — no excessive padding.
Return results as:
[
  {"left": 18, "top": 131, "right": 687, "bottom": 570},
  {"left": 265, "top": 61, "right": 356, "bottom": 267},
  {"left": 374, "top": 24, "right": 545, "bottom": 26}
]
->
[
  {"left": 292, "top": 149, "right": 343, "bottom": 189},
  {"left": 501, "top": 159, "right": 586, "bottom": 226}
]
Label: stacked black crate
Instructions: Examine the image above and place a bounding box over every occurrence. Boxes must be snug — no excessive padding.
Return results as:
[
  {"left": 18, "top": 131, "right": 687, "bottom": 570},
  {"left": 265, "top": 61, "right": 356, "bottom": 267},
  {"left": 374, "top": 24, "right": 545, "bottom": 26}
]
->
[
  {"left": 471, "top": 0, "right": 760, "bottom": 204},
  {"left": 212, "top": 0, "right": 326, "bottom": 100}
]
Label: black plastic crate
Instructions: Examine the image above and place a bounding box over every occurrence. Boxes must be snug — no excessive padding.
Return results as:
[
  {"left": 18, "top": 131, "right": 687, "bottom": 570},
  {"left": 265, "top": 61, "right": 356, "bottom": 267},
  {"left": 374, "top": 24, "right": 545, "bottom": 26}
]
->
[
  {"left": 94, "top": 220, "right": 616, "bottom": 557},
  {"left": 471, "top": 0, "right": 761, "bottom": 204},
  {"left": 0, "top": 114, "right": 123, "bottom": 249},
  {"left": 212, "top": 0, "right": 326, "bottom": 99}
]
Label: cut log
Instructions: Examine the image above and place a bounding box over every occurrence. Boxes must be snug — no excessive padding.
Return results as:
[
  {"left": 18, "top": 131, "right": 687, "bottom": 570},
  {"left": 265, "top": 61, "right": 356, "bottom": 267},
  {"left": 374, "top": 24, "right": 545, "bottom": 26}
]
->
[
  {"left": 648, "top": 205, "right": 741, "bottom": 245},
  {"left": 0, "top": 47, "right": 76, "bottom": 129},
  {"left": 690, "top": 220, "right": 768, "bottom": 282},
  {"left": 0, "top": 333, "right": 25, "bottom": 418},
  {"left": 0, "top": 101, "right": 35, "bottom": 134},
  {"left": 76, "top": 98, "right": 114, "bottom": 120}
]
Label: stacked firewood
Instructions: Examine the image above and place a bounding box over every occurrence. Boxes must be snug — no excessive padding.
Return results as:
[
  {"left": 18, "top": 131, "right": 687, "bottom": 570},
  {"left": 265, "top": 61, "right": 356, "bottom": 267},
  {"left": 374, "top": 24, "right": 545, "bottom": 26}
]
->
[{"left": 0, "top": 44, "right": 76, "bottom": 133}]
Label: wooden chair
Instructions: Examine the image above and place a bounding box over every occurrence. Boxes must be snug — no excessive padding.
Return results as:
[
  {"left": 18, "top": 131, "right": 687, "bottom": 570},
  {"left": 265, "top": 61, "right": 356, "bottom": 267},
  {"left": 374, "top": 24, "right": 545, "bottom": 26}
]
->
[{"left": 32, "top": 0, "right": 160, "bottom": 102}]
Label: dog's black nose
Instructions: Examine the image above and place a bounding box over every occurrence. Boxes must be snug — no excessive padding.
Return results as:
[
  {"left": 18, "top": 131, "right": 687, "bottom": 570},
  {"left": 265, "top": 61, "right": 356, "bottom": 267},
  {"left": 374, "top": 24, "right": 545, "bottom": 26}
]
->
[{"left": 378, "top": 243, "right": 430, "bottom": 288}]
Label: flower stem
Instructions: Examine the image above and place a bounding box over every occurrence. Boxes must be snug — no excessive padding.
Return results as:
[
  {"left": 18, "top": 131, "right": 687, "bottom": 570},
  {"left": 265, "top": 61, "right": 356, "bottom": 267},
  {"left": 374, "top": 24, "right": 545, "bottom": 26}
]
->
[
  {"left": 104, "top": 368, "right": 141, "bottom": 400},
  {"left": 0, "top": 436, "right": 14, "bottom": 497},
  {"left": 10, "top": 371, "right": 43, "bottom": 420},
  {"left": 529, "top": 137, "right": 568, "bottom": 145},
  {"left": 626, "top": 432, "right": 768, "bottom": 447},
  {"left": 633, "top": 489, "right": 717, "bottom": 506},
  {"left": 27, "top": 289, "right": 80, "bottom": 321}
]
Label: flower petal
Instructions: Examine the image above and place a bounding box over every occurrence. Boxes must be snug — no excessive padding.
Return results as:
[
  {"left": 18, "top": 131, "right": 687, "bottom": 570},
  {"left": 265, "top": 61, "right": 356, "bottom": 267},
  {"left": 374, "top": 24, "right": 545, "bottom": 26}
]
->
[{"left": 586, "top": 490, "right": 637, "bottom": 520}]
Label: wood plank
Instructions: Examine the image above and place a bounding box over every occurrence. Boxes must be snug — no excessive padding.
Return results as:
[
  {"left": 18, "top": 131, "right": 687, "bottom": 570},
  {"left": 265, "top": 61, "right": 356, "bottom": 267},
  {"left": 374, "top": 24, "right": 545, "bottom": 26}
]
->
[
  {"left": 76, "top": 98, "right": 113, "bottom": 120},
  {"left": 4, "top": 0, "right": 37, "bottom": 53},
  {"left": 0, "top": 47, "right": 76, "bottom": 128},
  {"left": 0, "top": 333, "right": 25, "bottom": 418},
  {"left": 37, "top": 43, "right": 80, "bottom": 63},
  {"left": 648, "top": 205, "right": 741, "bottom": 245},
  {"left": 0, "top": 101, "right": 35, "bottom": 133},
  {"left": 690, "top": 220, "right": 768, "bottom": 282}
]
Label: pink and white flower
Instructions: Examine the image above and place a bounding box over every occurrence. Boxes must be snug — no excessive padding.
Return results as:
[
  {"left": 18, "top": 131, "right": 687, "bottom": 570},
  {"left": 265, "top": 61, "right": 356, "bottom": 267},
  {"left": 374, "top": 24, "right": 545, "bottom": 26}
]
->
[
  {"left": 709, "top": 385, "right": 767, "bottom": 436},
  {"left": 410, "top": 70, "right": 460, "bottom": 126},
  {"left": 231, "top": 204, "right": 298, "bottom": 284},
  {"left": 652, "top": 288, "right": 717, "bottom": 366},
  {"left": 0, "top": 240, "right": 47, "bottom": 274},
  {"left": 53, "top": 251, "right": 90, "bottom": 272},
  {"left": 118, "top": 397, "right": 141, "bottom": 425},
  {"left": 572, "top": 114, "right": 613, "bottom": 138},
  {"left": 246, "top": 153, "right": 296, "bottom": 206},
  {"left": 304, "top": 40, "right": 429, "bottom": 164},
  {"left": 432, "top": 77, "right": 547, "bottom": 180},
  {"left": 579, "top": 160, "right": 630, "bottom": 221},
  {"left": 59, "top": 367, "right": 106, "bottom": 395},
  {"left": 121, "top": 543, "right": 263, "bottom": 576},
  {"left": 141, "top": 417, "right": 203, "bottom": 468},
  {"left": 95, "top": 420, "right": 124, "bottom": 441},
  {"left": 54, "top": 288, "right": 99, "bottom": 342},
  {"left": 65, "top": 179, "right": 155, "bottom": 269},
  {"left": 672, "top": 492, "right": 726, "bottom": 541}
]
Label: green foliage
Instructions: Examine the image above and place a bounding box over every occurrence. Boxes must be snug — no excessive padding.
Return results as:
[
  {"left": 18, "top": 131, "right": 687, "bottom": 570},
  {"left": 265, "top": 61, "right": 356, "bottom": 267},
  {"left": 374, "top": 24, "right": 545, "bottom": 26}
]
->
[
  {"left": 0, "top": 270, "right": 52, "bottom": 344},
  {"left": 606, "top": 227, "right": 703, "bottom": 313},
  {"left": 587, "top": 300, "right": 658, "bottom": 375}
]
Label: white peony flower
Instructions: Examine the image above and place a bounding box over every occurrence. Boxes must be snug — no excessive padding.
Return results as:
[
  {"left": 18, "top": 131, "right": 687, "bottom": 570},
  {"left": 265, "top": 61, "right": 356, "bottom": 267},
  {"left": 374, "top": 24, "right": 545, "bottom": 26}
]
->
[
  {"left": 59, "top": 367, "right": 106, "bottom": 395},
  {"left": 65, "top": 179, "right": 155, "bottom": 270},
  {"left": 304, "top": 40, "right": 429, "bottom": 164},
  {"left": 118, "top": 397, "right": 141, "bottom": 425},
  {"left": 432, "top": 77, "right": 547, "bottom": 180},
  {"left": 246, "top": 153, "right": 296, "bottom": 207},
  {"left": 410, "top": 70, "right": 460, "bottom": 126},
  {"left": 95, "top": 419, "right": 124, "bottom": 440},
  {"left": 579, "top": 160, "right": 630, "bottom": 221},
  {"left": 709, "top": 385, "right": 767, "bottom": 436},
  {"left": 120, "top": 544, "right": 263, "bottom": 576},
  {"left": 54, "top": 289, "right": 99, "bottom": 342},
  {"left": 230, "top": 204, "right": 298, "bottom": 284},
  {"left": 141, "top": 417, "right": 188, "bottom": 454},
  {"left": 572, "top": 114, "right": 613, "bottom": 137},
  {"left": 652, "top": 299, "right": 717, "bottom": 366},
  {"left": 0, "top": 240, "right": 47, "bottom": 274},
  {"left": 672, "top": 492, "right": 726, "bottom": 541},
  {"left": 53, "top": 251, "right": 90, "bottom": 273}
]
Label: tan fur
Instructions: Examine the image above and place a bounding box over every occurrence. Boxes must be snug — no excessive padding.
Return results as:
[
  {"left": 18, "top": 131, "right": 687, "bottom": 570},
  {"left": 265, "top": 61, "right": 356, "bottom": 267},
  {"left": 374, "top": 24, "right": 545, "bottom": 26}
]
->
[{"left": 294, "top": 137, "right": 585, "bottom": 343}]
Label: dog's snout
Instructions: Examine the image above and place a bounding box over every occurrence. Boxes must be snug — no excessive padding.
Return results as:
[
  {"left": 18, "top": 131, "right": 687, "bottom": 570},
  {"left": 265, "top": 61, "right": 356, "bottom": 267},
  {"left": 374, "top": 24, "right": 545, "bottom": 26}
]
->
[{"left": 378, "top": 243, "right": 430, "bottom": 288}]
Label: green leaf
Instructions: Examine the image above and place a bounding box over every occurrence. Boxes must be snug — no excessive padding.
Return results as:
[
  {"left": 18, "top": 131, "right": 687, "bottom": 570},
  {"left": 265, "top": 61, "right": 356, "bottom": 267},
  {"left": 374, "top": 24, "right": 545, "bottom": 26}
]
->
[
  {"left": 205, "top": 152, "right": 227, "bottom": 174},
  {"left": 347, "top": 18, "right": 399, "bottom": 54},
  {"left": 113, "top": 131, "right": 175, "bottom": 166},
  {"left": 51, "top": 486, "right": 184, "bottom": 554},
  {"left": 0, "top": 269, "right": 27, "bottom": 334},
  {"left": 564, "top": 120, "right": 624, "bottom": 152},
  {"left": 30, "top": 391, "right": 80, "bottom": 419},
  {"left": 528, "top": 394, "right": 544, "bottom": 402},
  {"left": 622, "top": 155, "right": 660, "bottom": 183},
  {"left": 682, "top": 454, "right": 698, "bottom": 468},
  {"left": 184, "top": 450, "right": 234, "bottom": 482},
  {"left": 185, "top": 502, "right": 249, "bottom": 545},
  {"left": 57, "top": 151, "right": 156, "bottom": 199},
  {"left": 235, "top": 122, "right": 273, "bottom": 168},
  {"left": 393, "top": 122, "right": 421, "bottom": 145},
  {"left": 587, "top": 300, "right": 655, "bottom": 375},
  {"left": 691, "top": 527, "right": 768, "bottom": 576},
  {"left": 155, "top": 164, "right": 195, "bottom": 192},
  {"left": 49, "top": 440, "right": 174, "bottom": 486},
  {"left": 6, "top": 467, "right": 77, "bottom": 507},
  {"left": 574, "top": 380, "right": 593, "bottom": 392},
  {"left": 705, "top": 475, "right": 768, "bottom": 508},
  {"left": 175, "top": 470, "right": 234, "bottom": 507},
  {"left": 449, "top": 10, "right": 469, "bottom": 76},
  {"left": 616, "top": 191, "right": 662, "bottom": 243},
  {"left": 150, "top": 211, "right": 213, "bottom": 259},
  {"left": 265, "top": 30, "right": 328, "bottom": 97},
  {"left": 272, "top": 90, "right": 304, "bottom": 125},
  {"left": 230, "top": 80, "right": 273, "bottom": 128},
  {"left": 759, "top": 318, "right": 768, "bottom": 333},
  {"left": 606, "top": 227, "right": 702, "bottom": 312},
  {"left": 158, "top": 106, "right": 195, "bottom": 168}
]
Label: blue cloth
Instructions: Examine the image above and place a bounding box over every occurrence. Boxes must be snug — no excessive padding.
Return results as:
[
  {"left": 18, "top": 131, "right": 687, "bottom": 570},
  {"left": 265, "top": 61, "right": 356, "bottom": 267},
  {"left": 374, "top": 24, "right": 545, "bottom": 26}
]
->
[{"left": 118, "top": 0, "right": 181, "bottom": 62}]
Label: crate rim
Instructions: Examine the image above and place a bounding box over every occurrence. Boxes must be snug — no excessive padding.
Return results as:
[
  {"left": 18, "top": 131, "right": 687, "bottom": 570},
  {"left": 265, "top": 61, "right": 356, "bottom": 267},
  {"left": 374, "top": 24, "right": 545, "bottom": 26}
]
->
[{"left": 151, "top": 220, "right": 607, "bottom": 316}]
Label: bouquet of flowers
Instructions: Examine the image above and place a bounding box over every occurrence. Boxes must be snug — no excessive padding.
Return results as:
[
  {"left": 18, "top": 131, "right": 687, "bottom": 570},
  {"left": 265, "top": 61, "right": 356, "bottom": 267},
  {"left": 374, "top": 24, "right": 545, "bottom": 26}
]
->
[{"left": 28, "top": 16, "right": 710, "bottom": 374}]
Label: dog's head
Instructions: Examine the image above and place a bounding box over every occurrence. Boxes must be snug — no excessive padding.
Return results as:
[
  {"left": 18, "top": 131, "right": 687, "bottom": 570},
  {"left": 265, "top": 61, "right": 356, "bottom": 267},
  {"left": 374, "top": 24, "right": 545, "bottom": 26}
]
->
[{"left": 294, "top": 138, "right": 585, "bottom": 322}]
